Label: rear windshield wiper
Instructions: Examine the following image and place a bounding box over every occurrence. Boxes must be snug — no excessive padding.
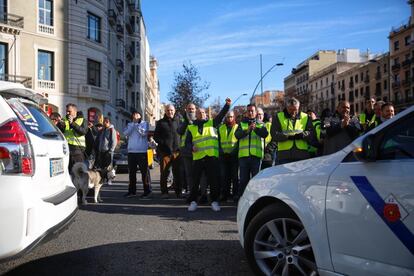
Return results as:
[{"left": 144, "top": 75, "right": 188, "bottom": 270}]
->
[{"left": 42, "top": 131, "right": 61, "bottom": 138}]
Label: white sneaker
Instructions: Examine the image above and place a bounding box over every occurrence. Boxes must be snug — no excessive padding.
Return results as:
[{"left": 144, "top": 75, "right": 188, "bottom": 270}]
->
[
  {"left": 211, "top": 201, "right": 221, "bottom": 212},
  {"left": 188, "top": 201, "right": 197, "bottom": 211},
  {"left": 108, "top": 179, "right": 112, "bottom": 185}
]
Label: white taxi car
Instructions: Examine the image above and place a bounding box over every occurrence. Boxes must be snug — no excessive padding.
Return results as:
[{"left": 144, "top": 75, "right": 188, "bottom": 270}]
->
[
  {"left": 237, "top": 105, "right": 414, "bottom": 275},
  {"left": 0, "top": 81, "right": 78, "bottom": 261}
]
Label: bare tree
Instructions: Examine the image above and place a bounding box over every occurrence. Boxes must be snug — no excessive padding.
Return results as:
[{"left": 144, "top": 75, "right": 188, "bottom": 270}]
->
[{"left": 168, "top": 62, "right": 210, "bottom": 112}]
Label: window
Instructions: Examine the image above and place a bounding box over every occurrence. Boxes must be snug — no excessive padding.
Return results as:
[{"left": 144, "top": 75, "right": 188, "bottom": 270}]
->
[
  {"left": 384, "top": 80, "right": 388, "bottom": 90},
  {"left": 394, "top": 40, "right": 400, "bottom": 51},
  {"left": 405, "top": 36, "right": 411, "bottom": 46},
  {"left": 384, "top": 64, "right": 387, "bottom": 73},
  {"left": 38, "top": 50, "right": 54, "bottom": 81},
  {"left": 0, "top": 42, "right": 7, "bottom": 76},
  {"left": 87, "top": 59, "right": 101, "bottom": 86},
  {"left": 87, "top": 12, "right": 101, "bottom": 43},
  {"left": 39, "top": 0, "right": 53, "bottom": 26},
  {"left": 355, "top": 74, "right": 358, "bottom": 83},
  {"left": 379, "top": 115, "right": 414, "bottom": 160}
]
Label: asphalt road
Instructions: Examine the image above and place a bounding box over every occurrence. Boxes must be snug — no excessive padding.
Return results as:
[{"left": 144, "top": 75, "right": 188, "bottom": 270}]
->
[{"left": 0, "top": 165, "right": 253, "bottom": 276}]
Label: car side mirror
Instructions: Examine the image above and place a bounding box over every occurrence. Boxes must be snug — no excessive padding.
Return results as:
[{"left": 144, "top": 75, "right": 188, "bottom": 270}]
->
[{"left": 353, "top": 134, "right": 376, "bottom": 162}]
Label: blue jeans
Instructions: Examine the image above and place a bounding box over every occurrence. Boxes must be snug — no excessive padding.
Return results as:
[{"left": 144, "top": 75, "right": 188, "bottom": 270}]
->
[{"left": 238, "top": 157, "right": 261, "bottom": 198}]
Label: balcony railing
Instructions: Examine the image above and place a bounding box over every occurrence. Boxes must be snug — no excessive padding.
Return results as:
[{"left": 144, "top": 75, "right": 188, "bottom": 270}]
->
[
  {"left": 0, "top": 74, "right": 32, "bottom": 88},
  {"left": 402, "top": 59, "right": 411, "bottom": 68},
  {"left": 38, "top": 80, "right": 56, "bottom": 90},
  {"left": 392, "top": 63, "right": 401, "bottom": 71},
  {"left": 402, "top": 78, "right": 411, "bottom": 87},
  {"left": 116, "top": 59, "right": 124, "bottom": 72},
  {"left": 78, "top": 84, "right": 110, "bottom": 102},
  {"left": 128, "top": 0, "right": 140, "bottom": 13},
  {"left": 392, "top": 81, "right": 401, "bottom": 90},
  {"left": 116, "top": 98, "right": 126, "bottom": 109},
  {"left": 108, "top": 9, "right": 117, "bottom": 26},
  {"left": 0, "top": 13, "right": 24, "bottom": 29},
  {"left": 38, "top": 24, "right": 54, "bottom": 35}
]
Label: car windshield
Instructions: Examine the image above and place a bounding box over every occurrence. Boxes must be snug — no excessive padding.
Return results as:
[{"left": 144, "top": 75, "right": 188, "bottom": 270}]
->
[{"left": 7, "top": 98, "right": 64, "bottom": 140}]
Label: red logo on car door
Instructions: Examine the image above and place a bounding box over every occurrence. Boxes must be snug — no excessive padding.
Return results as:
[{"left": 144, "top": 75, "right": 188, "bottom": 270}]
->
[{"left": 383, "top": 203, "right": 401, "bottom": 223}]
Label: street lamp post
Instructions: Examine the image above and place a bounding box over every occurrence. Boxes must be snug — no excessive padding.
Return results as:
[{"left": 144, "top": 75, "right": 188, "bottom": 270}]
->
[
  {"left": 231, "top": 93, "right": 248, "bottom": 108},
  {"left": 251, "top": 62, "right": 283, "bottom": 99}
]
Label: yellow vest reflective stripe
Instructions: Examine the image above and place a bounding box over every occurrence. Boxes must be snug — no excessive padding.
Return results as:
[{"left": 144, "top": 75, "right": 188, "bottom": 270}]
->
[
  {"left": 64, "top": 118, "right": 86, "bottom": 147},
  {"left": 265, "top": 122, "right": 272, "bottom": 146},
  {"left": 308, "top": 119, "right": 321, "bottom": 154},
  {"left": 238, "top": 122, "right": 264, "bottom": 158},
  {"left": 359, "top": 113, "right": 366, "bottom": 125},
  {"left": 180, "top": 126, "right": 188, "bottom": 148},
  {"left": 188, "top": 120, "right": 219, "bottom": 160},
  {"left": 219, "top": 123, "right": 238, "bottom": 153},
  {"left": 277, "top": 112, "right": 309, "bottom": 151},
  {"left": 366, "top": 114, "right": 377, "bottom": 129}
]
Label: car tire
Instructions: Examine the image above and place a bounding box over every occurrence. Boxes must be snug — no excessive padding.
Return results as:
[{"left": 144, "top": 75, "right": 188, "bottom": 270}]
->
[{"left": 244, "top": 204, "right": 318, "bottom": 276}]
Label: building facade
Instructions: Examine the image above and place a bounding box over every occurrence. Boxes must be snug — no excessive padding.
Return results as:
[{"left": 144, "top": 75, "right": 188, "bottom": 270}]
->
[
  {"left": 0, "top": 0, "right": 154, "bottom": 131},
  {"left": 389, "top": 1, "right": 414, "bottom": 110}
]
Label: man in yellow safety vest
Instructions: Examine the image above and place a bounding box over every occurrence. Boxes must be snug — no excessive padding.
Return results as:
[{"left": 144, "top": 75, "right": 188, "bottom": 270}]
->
[
  {"left": 271, "top": 97, "right": 314, "bottom": 164},
  {"left": 186, "top": 98, "right": 231, "bottom": 212},
  {"left": 57, "top": 103, "right": 88, "bottom": 172},
  {"left": 218, "top": 111, "right": 239, "bottom": 202},
  {"left": 235, "top": 104, "right": 268, "bottom": 198}
]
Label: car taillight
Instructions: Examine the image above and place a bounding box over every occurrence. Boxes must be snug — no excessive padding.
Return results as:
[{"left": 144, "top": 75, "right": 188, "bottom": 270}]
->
[{"left": 0, "top": 119, "right": 34, "bottom": 176}]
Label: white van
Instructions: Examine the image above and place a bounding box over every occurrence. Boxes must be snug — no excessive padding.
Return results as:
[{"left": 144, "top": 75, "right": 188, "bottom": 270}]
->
[
  {"left": 0, "top": 81, "right": 78, "bottom": 261},
  {"left": 237, "top": 105, "right": 414, "bottom": 276}
]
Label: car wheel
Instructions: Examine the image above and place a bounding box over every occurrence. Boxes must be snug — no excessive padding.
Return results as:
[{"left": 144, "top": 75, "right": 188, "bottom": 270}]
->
[{"left": 244, "top": 204, "right": 318, "bottom": 276}]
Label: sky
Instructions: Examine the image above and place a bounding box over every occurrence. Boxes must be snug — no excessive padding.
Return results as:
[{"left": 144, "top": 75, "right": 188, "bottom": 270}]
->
[{"left": 141, "top": 0, "right": 410, "bottom": 107}]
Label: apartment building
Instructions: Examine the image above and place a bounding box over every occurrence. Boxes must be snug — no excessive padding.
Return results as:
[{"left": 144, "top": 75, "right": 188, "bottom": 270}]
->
[
  {"left": 308, "top": 62, "right": 357, "bottom": 115},
  {"left": 146, "top": 56, "right": 160, "bottom": 126},
  {"left": 389, "top": 0, "right": 414, "bottom": 110},
  {"left": 0, "top": 0, "right": 67, "bottom": 109},
  {"left": 0, "top": 0, "right": 155, "bottom": 131},
  {"left": 291, "top": 50, "right": 337, "bottom": 110},
  {"left": 336, "top": 53, "right": 390, "bottom": 115},
  {"left": 250, "top": 90, "right": 284, "bottom": 115},
  {"left": 283, "top": 73, "right": 296, "bottom": 98}
]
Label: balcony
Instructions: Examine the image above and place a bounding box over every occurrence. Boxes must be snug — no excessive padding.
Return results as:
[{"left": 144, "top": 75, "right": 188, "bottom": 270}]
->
[
  {"left": 364, "top": 76, "right": 370, "bottom": 83},
  {"left": 0, "top": 74, "right": 32, "bottom": 88},
  {"left": 126, "top": 73, "right": 134, "bottom": 87},
  {"left": 116, "top": 0, "right": 124, "bottom": 12},
  {"left": 116, "top": 24, "right": 123, "bottom": 38},
  {"left": 392, "top": 81, "right": 401, "bottom": 90},
  {"left": 116, "top": 59, "right": 124, "bottom": 73},
  {"left": 116, "top": 98, "right": 126, "bottom": 109},
  {"left": 128, "top": 0, "right": 140, "bottom": 13},
  {"left": 38, "top": 80, "right": 56, "bottom": 90},
  {"left": 402, "top": 78, "right": 412, "bottom": 87},
  {"left": 108, "top": 9, "right": 117, "bottom": 26},
  {"left": 392, "top": 63, "right": 401, "bottom": 72},
  {"left": 126, "top": 45, "right": 135, "bottom": 60},
  {"left": 78, "top": 84, "right": 110, "bottom": 102},
  {"left": 402, "top": 59, "right": 411, "bottom": 68},
  {"left": 0, "top": 13, "right": 24, "bottom": 35},
  {"left": 38, "top": 24, "right": 54, "bottom": 35},
  {"left": 125, "top": 20, "right": 133, "bottom": 34},
  {"left": 375, "top": 72, "right": 381, "bottom": 80}
]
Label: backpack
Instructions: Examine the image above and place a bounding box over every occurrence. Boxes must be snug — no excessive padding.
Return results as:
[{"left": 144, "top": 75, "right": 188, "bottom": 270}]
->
[{"left": 110, "top": 128, "right": 121, "bottom": 146}]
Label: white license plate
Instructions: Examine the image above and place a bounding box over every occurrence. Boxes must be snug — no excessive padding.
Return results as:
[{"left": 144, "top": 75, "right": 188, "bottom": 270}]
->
[
  {"left": 117, "top": 160, "right": 128, "bottom": 165},
  {"left": 50, "top": 158, "right": 64, "bottom": 177}
]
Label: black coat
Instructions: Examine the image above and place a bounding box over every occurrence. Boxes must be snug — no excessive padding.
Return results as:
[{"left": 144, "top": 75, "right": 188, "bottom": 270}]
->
[{"left": 154, "top": 115, "right": 181, "bottom": 155}]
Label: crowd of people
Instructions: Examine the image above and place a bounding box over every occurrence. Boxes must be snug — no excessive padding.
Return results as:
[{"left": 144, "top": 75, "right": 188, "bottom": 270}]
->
[{"left": 54, "top": 97, "right": 396, "bottom": 212}]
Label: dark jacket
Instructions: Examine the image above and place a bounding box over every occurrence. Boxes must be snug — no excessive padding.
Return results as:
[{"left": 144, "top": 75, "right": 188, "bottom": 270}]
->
[
  {"left": 184, "top": 103, "right": 230, "bottom": 151},
  {"left": 322, "top": 112, "right": 361, "bottom": 155},
  {"left": 154, "top": 115, "right": 181, "bottom": 155}
]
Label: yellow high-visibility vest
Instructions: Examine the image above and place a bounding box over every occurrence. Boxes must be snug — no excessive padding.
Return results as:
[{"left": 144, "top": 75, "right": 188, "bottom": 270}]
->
[
  {"left": 238, "top": 122, "right": 264, "bottom": 159},
  {"left": 219, "top": 123, "right": 238, "bottom": 154},
  {"left": 276, "top": 112, "right": 308, "bottom": 152},
  {"left": 64, "top": 117, "right": 86, "bottom": 147},
  {"left": 188, "top": 120, "right": 219, "bottom": 160},
  {"left": 265, "top": 122, "right": 272, "bottom": 146}
]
